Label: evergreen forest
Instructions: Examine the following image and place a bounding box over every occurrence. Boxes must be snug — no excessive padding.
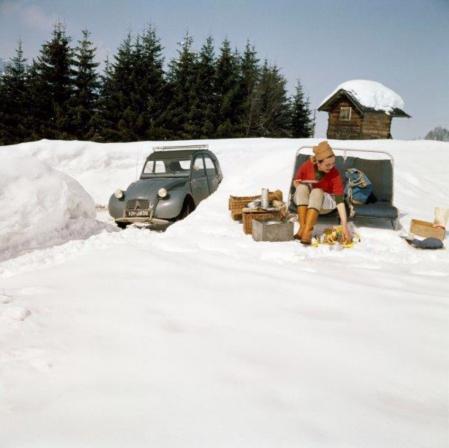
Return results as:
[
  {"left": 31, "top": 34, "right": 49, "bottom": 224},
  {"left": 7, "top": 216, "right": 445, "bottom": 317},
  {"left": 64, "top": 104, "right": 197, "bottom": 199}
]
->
[{"left": 0, "top": 24, "right": 315, "bottom": 145}]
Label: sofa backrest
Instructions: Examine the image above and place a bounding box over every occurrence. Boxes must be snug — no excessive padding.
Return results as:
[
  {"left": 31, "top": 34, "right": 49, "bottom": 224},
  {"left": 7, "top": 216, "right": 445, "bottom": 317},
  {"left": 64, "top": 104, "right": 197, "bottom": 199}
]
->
[{"left": 346, "top": 157, "right": 393, "bottom": 203}]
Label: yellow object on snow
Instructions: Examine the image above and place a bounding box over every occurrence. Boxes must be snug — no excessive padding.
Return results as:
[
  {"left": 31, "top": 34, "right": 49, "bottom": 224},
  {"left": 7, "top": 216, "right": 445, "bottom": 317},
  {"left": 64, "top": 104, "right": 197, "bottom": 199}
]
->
[{"left": 311, "top": 225, "right": 360, "bottom": 249}]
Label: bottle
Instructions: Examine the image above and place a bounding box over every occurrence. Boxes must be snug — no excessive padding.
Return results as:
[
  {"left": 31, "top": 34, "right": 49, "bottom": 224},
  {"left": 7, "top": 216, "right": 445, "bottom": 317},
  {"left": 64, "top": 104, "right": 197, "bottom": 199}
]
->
[
  {"left": 434, "top": 207, "right": 449, "bottom": 229},
  {"left": 261, "top": 188, "right": 269, "bottom": 209}
]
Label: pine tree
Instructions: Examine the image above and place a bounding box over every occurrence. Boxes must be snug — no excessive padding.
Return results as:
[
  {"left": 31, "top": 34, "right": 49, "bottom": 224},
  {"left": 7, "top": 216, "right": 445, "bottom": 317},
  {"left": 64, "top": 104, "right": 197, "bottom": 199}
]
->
[
  {"left": 0, "top": 41, "right": 30, "bottom": 144},
  {"left": 136, "top": 25, "right": 167, "bottom": 139},
  {"left": 256, "top": 61, "right": 291, "bottom": 137},
  {"left": 92, "top": 57, "right": 111, "bottom": 141},
  {"left": 290, "top": 79, "right": 314, "bottom": 138},
  {"left": 191, "top": 36, "right": 216, "bottom": 138},
  {"left": 165, "top": 33, "right": 198, "bottom": 138},
  {"left": 69, "top": 30, "right": 100, "bottom": 140},
  {"left": 239, "top": 41, "right": 260, "bottom": 136},
  {"left": 96, "top": 34, "right": 137, "bottom": 141},
  {"left": 26, "top": 61, "right": 46, "bottom": 140},
  {"left": 31, "top": 23, "right": 75, "bottom": 139},
  {"left": 215, "top": 39, "right": 242, "bottom": 137}
]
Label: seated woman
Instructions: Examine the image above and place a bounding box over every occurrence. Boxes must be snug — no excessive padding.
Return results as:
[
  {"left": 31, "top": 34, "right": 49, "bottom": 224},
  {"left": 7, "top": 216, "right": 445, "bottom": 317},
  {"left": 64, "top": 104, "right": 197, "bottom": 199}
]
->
[{"left": 293, "top": 141, "right": 352, "bottom": 244}]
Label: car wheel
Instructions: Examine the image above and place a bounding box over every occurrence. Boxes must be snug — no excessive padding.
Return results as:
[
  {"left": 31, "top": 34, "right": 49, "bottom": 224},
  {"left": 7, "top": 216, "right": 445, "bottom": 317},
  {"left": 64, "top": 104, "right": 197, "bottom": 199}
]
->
[
  {"left": 178, "top": 197, "right": 194, "bottom": 220},
  {"left": 117, "top": 221, "right": 128, "bottom": 229}
]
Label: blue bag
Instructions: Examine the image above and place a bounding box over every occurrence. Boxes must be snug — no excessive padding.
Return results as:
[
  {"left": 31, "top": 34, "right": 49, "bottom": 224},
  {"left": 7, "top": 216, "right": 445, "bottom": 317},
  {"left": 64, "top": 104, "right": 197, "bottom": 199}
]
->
[{"left": 345, "top": 168, "right": 373, "bottom": 205}]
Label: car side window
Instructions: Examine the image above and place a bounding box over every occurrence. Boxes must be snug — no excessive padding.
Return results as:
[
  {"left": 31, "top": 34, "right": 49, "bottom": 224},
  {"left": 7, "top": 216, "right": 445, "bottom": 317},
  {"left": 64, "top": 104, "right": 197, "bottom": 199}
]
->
[
  {"left": 179, "top": 160, "right": 191, "bottom": 170},
  {"left": 154, "top": 161, "right": 166, "bottom": 173},
  {"left": 192, "top": 156, "right": 205, "bottom": 176},
  {"left": 204, "top": 156, "right": 217, "bottom": 176}
]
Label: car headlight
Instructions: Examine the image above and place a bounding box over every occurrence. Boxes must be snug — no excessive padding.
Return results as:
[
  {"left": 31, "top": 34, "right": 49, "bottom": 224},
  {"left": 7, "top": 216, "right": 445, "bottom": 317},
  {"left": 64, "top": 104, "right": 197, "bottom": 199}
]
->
[
  {"left": 158, "top": 188, "right": 168, "bottom": 199},
  {"left": 114, "top": 189, "right": 124, "bottom": 199}
]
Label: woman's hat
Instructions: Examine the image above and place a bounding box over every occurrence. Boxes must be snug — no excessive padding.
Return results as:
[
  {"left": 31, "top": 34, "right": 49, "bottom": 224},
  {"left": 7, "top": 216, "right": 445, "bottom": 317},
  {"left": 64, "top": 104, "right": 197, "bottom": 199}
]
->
[{"left": 313, "top": 141, "right": 334, "bottom": 161}]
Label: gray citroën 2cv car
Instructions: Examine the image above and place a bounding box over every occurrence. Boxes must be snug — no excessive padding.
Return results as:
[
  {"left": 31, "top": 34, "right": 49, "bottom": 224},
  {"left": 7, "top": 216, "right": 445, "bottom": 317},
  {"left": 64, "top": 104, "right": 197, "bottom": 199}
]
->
[{"left": 108, "top": 145, "right": 223, "bottom": 229}]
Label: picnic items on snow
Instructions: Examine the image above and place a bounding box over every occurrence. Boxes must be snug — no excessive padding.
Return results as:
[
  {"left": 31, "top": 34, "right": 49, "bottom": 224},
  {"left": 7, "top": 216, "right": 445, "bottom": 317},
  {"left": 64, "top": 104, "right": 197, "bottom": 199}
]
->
[
  {"left": 242, "top": 207, "right": 283, "bottom": 235},
  {"left": 404, "top": 237, "right": 444, "bottom": 250},
  {"left": 410, "top": 219, "right": 446, "bottom": 241},
  {"left": 434, "top": 207, "right": 449, "bottom": 230},
  {"left": 228, "top": 189, "right": 293, "bottom": 240},
  {"left": 228, "top": 185, "right": 360, "bottom": 247},
  {"left": 252, "top": 219, "right": 294, "bottom": 242},
  {"left": 228, "top": 189, "right": 283, "bottom": 221},
  {"left": 311, "top": 225, "right": 361, "bottom": 249},
  {"left": 408, "top": 207, "right": 448, "bottom": 241},
  {"left": 402, "top": 206, "right": 448, "bottom": 250}
]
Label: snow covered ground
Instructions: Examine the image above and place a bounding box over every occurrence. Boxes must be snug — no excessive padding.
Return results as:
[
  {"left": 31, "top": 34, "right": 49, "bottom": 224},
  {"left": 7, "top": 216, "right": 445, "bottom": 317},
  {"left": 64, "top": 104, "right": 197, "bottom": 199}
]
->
[{"left": 0, "top": 138, "right": 448, "bottom": 448}]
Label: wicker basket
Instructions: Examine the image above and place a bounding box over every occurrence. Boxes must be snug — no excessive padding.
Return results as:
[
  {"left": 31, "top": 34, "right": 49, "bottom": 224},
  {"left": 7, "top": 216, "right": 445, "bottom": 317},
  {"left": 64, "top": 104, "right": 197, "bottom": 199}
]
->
[
  {"left": 228, "top": 195, "right": 259, "bottom": 220},
  {"left": 242, "top": 208, "right": 282, "bottom": 235},
  {"left": 229, "top": 190, "right": 283, "bottom": 220}
]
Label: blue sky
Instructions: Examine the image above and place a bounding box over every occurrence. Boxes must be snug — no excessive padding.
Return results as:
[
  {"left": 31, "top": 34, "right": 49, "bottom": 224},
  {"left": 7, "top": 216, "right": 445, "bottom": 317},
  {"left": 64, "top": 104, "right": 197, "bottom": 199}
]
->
[{"left": 0, "top": 0, "right": 448, "bottom": 139}]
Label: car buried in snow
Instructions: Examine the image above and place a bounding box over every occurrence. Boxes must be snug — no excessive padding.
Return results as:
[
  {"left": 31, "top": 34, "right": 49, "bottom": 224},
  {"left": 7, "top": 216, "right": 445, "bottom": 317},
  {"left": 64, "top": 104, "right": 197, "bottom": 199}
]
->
[{"left": 108, "top": 145, "right": 223, "bottom": 229}]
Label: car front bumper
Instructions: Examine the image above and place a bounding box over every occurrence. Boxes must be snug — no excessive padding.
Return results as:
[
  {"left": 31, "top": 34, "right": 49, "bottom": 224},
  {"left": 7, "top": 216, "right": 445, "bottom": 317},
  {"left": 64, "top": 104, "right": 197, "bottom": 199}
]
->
[{"left": 115, "top": 215, "right": 171, "bottom": 229}]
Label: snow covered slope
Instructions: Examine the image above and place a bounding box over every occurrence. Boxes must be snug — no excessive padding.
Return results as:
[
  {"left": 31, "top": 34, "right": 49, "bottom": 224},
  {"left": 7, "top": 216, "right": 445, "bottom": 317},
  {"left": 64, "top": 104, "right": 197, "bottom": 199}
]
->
[{"left": 0, "top": 138, "right": 448, "bottom": 448}]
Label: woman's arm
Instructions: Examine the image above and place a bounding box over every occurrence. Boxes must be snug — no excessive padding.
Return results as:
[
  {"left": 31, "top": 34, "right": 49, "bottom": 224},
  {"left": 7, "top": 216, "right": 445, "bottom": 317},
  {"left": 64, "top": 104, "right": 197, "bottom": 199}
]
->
[{"left": 336, "top": 202, "right": 352, "bottom": 242}]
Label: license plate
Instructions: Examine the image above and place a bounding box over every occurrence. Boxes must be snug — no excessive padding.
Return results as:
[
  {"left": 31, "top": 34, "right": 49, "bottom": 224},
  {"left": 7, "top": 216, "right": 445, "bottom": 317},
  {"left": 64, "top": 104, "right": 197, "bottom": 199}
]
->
[{"left": 127, "top": 210, "right": 149, "bottom": 217}]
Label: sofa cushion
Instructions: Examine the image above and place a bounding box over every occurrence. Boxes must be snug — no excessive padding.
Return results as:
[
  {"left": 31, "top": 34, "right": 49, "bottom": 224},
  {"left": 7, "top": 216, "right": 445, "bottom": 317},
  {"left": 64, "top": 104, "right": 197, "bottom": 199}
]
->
[{"left": 352, "top": 202, "right": 398, "bottom": 219}]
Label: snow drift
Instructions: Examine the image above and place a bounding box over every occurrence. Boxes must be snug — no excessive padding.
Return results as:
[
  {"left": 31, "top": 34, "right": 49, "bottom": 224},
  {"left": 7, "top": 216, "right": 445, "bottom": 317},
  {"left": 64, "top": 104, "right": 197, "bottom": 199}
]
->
[{"left": 0, "top": 150, "right": 102, "bottom": 261}]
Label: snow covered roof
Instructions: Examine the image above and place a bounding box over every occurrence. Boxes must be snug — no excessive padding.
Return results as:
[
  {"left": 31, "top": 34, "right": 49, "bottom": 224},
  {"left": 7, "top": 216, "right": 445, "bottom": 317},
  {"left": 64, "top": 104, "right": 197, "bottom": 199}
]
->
[{"left": 318, "top": 80, "right": 409, "bottom": 117}]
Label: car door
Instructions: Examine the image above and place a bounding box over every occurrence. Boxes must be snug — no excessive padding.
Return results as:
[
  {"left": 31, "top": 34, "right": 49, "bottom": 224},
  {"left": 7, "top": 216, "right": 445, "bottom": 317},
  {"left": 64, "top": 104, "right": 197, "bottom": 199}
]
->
[
  {"left": 190, "top": 155, "right": 210, "bottom": 204},
  {"left": 204, "top": 155, "right": 220, "bottom": 193}
]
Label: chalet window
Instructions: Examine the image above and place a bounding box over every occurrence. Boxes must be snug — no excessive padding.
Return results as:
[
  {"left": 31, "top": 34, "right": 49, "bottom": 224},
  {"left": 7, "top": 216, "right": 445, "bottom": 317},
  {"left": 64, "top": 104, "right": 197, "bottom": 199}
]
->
[{"left": 339, "top": 106, "right": 352, "bottom": 121}]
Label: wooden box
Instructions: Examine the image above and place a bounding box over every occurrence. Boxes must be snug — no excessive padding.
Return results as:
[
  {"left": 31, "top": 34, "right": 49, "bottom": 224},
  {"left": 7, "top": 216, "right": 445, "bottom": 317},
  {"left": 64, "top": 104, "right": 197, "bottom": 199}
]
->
[
  {"left": 242, "top": 208, "right": 281, "bottom": 235},
  {"left": 410, "top": 219, "right": 446, "bottom": 241}
]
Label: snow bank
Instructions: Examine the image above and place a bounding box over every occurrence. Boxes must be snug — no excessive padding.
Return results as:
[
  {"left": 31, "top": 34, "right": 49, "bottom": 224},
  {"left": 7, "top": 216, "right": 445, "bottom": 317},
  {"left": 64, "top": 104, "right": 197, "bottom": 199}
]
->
[
  {"left": 321, "top": 79, "right": 405, "bottom": 113},
  {"left": 0, "top": 151, "right": 101, "bottom": 261},
  {"left": 5, "top": 139, "right": 147, "bottom": 206}
]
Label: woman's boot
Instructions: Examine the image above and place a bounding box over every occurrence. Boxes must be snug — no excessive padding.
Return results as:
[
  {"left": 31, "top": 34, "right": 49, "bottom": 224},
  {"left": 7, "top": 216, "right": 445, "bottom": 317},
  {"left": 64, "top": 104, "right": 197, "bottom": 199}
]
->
[
  {"left": 301, "top": 208, "right": 319, "bottom": 245},
  {"left": 293, "top": 205, "right": 308, "bottom": 240}
]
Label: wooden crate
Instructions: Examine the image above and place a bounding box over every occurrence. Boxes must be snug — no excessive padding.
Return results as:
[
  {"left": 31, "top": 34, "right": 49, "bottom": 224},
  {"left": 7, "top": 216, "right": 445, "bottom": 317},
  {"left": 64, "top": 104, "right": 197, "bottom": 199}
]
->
[
  {"left": 242, "top": 208, "right": 281, "bottom": 235},
  {"left": 230, "top": 209, "right": 244, "bottom": 221},
  {"left": 228, "top": 190, "right": 283, "bottom": 221},
  {"left": 410, "top": 219, "right": 445, "bottom": 241}
]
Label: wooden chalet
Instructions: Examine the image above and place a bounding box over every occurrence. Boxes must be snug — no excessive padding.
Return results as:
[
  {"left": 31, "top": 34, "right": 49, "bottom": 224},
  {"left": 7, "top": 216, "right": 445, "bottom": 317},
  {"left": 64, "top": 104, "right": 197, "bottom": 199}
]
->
[{"left": 318, "top": 81, "right": 410, "bottom": 140}]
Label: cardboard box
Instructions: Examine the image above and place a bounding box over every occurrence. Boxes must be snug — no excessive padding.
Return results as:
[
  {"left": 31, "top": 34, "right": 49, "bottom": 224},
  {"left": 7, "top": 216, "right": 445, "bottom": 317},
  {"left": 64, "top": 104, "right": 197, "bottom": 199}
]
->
[{"left": 410, "top": 219, "right": 445, "bottom": 241}]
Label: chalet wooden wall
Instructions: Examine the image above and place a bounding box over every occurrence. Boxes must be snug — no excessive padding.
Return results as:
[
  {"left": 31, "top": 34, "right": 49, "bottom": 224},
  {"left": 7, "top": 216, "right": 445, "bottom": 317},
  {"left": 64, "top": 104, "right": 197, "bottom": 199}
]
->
[
  {"left": 326, "top": 98, "right": 393, "bottom": 140},
  {"left": 361, "top": 112, "right": 392, "bottom": 139}
]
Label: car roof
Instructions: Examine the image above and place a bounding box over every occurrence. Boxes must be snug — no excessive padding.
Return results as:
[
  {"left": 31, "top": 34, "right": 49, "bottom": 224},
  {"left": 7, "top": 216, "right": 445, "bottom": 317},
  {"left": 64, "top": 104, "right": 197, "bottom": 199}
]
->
[{"left": 147, "top": 149, "right": 214, "bottom": 161}]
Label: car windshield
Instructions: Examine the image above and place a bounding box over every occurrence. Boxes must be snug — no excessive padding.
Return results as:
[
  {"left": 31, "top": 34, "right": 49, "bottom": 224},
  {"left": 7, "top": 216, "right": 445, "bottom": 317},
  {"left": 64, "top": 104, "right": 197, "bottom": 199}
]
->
[{"left": 142, "top": 158, "right": 191, "bottom": 177}]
